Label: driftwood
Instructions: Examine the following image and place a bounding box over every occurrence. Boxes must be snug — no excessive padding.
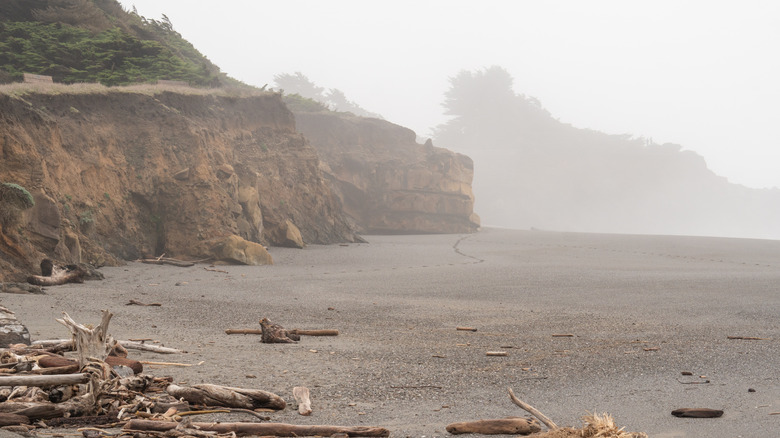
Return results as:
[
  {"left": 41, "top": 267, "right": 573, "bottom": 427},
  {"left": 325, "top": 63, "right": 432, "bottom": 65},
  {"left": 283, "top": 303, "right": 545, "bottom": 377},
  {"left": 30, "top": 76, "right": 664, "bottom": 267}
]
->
[
  {"left": 486, "top": 351, "right": 508, "bottom": 357},
  {"left": 293, "top": 386, "right": 312, "bottom": 416},
  {"left": 166, "top": 383, "right": 286, "bottom": 410},
  {"left": 456, "top": 326, "right": 477, "bottom": 331},
  {"left": 32, "top": 339, "right": 183, "bottom": 354},
  {"left": 508, "top": 387, "right": 559, "bottom": 430},
  {"left": 38, "top": 354, "right": 142, "bottom": 374},
  {"left": 289, "top": 329, "right": 339, "bottom": 336},
  {"left": 120, "top": 340, "right": 183, "bottom": 354},
  {"left": 0, "top": 283, "right": 44, "bottom": 295},
  {"left": 28, "top": 364, "right": 80, "bottom": 375},
  {"left": 0, "top": 373, "right": 90, "bottom": 387},
  {"left": 10, "top": 392, "right": 97, "bottom": 420},
  {"left": 138, "top": 257, "right": 196, "bottom": 267},
  {"left": 126, "top": 299, "right": 162, "bottom": 307},
  {"left": 226, "top": 328, "right": 339, "bottom": 336},
  {"left": 124, "top": 419, "right": 391, "bottom": 437},
  {"left": 507, "top": 388, "right": 648, "bottom": 437},
  {"left": 0, "top": 413, "right": 30, "bottom": 426},
  {"left": 56, "top": 310, "right": 115, "bottom": 367},
  {"left": 27, "top": 265, "right": 87, "bottom": 286},
  {"left": 446, "top": 417, "right": 541, "bottom": 435},
  {"left": 671, "top": 408, "right": 724, "bottom": 418}
]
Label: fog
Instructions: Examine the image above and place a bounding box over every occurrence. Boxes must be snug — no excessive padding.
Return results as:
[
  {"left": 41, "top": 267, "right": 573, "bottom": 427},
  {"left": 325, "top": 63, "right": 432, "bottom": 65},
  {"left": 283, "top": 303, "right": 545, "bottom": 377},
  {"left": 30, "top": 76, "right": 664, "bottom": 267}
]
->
[{"left": 121, "top": 0, "right": 780, "bottom": 239}]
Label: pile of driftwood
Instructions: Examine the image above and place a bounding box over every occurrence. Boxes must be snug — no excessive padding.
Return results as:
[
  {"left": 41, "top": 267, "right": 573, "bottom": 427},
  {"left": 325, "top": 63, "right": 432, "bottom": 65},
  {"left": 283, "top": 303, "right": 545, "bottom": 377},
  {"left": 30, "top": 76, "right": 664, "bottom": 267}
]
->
[{"left": 0, "top": 310, "right": 390, "bottom": 437}]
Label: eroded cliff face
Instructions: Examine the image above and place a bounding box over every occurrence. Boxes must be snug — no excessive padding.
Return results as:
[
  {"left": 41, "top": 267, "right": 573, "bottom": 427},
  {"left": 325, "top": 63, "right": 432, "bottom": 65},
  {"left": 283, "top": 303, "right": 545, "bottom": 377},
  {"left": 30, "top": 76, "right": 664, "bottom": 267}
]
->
[
  {"left": 0, "top": 87, "right": 358, "bottom": 280},
  {"left": 294, "top": 112, "right": 480, "bottom": 234}
]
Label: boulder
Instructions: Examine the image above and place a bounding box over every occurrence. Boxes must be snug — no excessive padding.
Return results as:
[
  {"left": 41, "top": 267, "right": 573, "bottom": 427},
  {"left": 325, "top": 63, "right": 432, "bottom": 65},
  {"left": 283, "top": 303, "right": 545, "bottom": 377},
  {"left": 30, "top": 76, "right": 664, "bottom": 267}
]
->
[
  {"left": 209, "top": 235, "right": 273, "bottom": 265},
  {"left": 0, "top": 304, "right": 30, "bottom": 347},
  {"left": 267, "top": 219, "right": 305, "bottom": 249}
]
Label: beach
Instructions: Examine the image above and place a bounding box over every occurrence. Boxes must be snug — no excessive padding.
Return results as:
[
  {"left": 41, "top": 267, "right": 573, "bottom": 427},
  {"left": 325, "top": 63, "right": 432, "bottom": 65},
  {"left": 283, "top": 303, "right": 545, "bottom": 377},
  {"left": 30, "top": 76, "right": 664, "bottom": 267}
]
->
[{"left": 4, "top": 228, "right": 779, "bottom": 437}]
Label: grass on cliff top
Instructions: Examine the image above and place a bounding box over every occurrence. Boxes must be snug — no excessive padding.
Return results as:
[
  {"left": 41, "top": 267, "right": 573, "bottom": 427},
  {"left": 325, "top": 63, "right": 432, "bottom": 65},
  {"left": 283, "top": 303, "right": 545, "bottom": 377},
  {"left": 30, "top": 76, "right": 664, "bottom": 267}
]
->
[{"left": 0, "top": 82, "right": 274, "bottom": 99}]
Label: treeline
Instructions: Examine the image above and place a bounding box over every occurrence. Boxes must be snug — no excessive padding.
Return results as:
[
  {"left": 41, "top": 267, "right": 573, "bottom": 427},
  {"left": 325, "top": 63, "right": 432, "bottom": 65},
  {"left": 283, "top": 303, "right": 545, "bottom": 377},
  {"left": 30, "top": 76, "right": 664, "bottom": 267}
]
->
[
  {"left": 0, "top": 0, "right": 235, "bottom": 87},
  {"left": 434, "top": 66, "right": 780, "bottom": 239}
]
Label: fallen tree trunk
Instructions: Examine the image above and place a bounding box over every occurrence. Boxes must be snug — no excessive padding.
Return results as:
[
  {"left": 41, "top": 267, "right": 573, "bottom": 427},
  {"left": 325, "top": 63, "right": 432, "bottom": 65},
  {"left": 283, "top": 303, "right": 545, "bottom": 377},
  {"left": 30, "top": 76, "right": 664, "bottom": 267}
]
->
[
  {"left": 0, "top": 373, "right": 89, "bottom": 387},
  {"left": 124, "top": 419, "right": 390, "bottom": 437},
  {"left": 166, "top": 383, "right": 286, "bottom": 410},
  {"left": 445, "top": 417, "right": 541, "bottom": 435}
]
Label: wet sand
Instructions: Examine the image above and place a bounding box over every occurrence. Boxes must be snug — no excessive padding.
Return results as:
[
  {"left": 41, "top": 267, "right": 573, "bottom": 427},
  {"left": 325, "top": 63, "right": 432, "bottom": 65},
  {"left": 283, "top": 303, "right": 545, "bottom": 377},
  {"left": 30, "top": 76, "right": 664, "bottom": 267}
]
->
[{"left": 4, "top": 228, "right": 780, "bottom": 437}]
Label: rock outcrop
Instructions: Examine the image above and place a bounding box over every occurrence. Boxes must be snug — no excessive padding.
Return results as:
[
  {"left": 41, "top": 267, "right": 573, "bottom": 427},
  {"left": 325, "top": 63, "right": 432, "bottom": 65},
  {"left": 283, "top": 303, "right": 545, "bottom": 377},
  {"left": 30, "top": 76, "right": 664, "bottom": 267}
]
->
[
  {"left": 294, "top": 112, "right": 480, "bottom": 234},
  {"left": 0, "top": 86, "right": 359, "bottom": 280}
]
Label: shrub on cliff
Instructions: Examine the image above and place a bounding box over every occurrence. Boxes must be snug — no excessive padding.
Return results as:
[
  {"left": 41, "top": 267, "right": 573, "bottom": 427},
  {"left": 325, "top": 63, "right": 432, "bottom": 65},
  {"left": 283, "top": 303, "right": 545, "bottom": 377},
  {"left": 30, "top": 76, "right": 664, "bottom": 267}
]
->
[
  {"left": 0, "top": 182, "right": 34, "bottom": 229},
  {"left": 0, "top": 0, "right": 240, "bottom": 87}
]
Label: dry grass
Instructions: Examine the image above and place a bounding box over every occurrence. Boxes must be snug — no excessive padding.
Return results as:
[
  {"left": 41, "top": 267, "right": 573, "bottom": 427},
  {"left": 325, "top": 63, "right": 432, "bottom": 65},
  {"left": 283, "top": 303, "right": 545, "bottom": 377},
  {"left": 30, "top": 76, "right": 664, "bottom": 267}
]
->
[
  {"left": 0, "top": 82, "right": 270, "bottom": 99},
  {"left": 531, "top": 413, "right": 648, "bottom": 438}
]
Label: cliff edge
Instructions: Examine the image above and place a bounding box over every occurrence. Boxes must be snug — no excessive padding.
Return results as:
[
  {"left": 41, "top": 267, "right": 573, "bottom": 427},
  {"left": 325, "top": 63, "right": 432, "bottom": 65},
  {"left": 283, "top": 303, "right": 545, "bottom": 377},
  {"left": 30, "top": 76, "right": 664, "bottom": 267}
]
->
[
  {"left": 294, "top": 111, "right": 480, "bottom": 234},
  {"left": 0, "top": 84, "right": 359, "bottom": 280}
]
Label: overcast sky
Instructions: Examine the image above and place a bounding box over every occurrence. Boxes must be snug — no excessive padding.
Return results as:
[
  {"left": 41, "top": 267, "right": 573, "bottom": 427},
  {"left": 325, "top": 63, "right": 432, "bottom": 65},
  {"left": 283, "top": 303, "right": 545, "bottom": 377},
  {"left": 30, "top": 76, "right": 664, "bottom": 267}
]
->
[{"left": 119, "top": 0, "right": 780, "bottom": 189}]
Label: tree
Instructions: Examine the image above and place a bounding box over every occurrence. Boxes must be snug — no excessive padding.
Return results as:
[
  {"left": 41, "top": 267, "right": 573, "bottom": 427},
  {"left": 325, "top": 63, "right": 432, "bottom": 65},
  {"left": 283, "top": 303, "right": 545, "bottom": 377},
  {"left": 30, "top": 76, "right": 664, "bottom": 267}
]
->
[
  {"left": 434, "top": 65, "right": 549, "bottom": 153},
  {"left": 273, "top": 72, "right": 326, "bottom": 101},
  {"left": 273, "top": 72, "right": 383, "bottom": 118}
]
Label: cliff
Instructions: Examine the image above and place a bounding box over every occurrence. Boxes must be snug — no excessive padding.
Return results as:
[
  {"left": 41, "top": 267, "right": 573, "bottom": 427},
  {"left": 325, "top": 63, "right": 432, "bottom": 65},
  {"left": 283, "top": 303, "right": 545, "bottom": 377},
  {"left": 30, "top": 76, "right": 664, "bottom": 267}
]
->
[
  {"left": 294, "top": 111, "right": 480, "bottom": 234},
  {"left": 0, "top": 84, "right": 359, "bottom": 281}
]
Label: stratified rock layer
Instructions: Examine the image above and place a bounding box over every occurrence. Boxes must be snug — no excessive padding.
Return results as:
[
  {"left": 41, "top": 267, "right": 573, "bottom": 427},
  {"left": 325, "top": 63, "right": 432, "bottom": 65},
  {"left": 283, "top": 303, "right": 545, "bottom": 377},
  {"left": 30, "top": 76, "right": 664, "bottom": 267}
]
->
[
  {"left": 294, "top": 112, "right": 480, "bottom": 234},
  {"left": 0, "top": 87, "right": 358, "bottom": 280}
]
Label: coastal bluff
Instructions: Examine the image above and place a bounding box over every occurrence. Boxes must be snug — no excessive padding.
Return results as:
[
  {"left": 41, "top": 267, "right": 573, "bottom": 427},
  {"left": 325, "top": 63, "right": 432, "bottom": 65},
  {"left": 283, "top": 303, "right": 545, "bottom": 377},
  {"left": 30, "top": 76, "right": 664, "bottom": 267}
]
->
[{"left": 0, "top": 85, "right": 478, "bottom": 281}]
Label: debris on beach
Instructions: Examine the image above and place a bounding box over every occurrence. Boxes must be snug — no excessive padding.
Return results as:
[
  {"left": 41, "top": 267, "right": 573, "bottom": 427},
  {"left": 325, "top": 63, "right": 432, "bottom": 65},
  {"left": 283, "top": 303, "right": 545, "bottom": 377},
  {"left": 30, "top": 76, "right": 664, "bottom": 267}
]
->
[
  {"left": 0, "top": 309, "right": 389, "bottom": 437},
  {"left": 446, "top": 387, "right": 650, "bottom": 437},
  {"left": 671, "top": 408, "right": 724, "bottom": 418},
  {"left": 25, "top": 259, "right": 105, "bottom": 287},
  {"left": 224, "top": 317, "right": 339, "bottom": 342}
]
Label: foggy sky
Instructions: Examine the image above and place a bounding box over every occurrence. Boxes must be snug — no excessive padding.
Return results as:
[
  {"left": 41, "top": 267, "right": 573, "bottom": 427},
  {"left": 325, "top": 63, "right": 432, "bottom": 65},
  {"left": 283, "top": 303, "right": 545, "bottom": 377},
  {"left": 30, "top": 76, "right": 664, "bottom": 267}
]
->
[{"left": 119, "top": 0, "right": 780, "bottom": 190}]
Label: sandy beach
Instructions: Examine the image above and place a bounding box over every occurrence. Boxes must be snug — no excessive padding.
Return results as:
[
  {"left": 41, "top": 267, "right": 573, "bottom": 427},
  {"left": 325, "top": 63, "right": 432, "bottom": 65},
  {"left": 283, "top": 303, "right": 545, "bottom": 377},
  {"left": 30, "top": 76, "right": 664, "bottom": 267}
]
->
[{"left": 3, "top": 228, "right": 779, "bottom": 437}]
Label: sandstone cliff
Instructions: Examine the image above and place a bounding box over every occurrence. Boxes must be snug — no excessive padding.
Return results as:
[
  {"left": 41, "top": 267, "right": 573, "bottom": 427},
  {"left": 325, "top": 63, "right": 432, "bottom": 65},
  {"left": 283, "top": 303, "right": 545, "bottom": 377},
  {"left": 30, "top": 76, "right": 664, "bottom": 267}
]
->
[
  {"left": 0, "top": 85, "right": 359, "bottom": 281},
  {"left": 294, "top": 111, "right": 480, "bottom": 234}
]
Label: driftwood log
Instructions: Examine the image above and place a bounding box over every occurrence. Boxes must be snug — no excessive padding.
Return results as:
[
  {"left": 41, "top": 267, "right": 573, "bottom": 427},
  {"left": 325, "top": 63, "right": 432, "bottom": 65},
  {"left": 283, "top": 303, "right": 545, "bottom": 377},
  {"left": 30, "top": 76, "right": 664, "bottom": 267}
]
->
[
  {"left": 138, "top": 257, "right": 196, "bottom": 267},
  {"left": 38, "top": 354, "right": 143, "bottom": 374},
  {"left": 32, "top": 339, "right": 183, "bottom": 354},
  {"left": 10, "top": 392, "right": 98, "bottom": 420},
  {"left": 124, "top": 419, "right": 390, "bottom": 437},
  {"left": 446, "top": 417, "right": 541, "bottom": 435},
  {"left": 0, "top": 373, "right": 90, "bottom": 387},
  {"left": 293, "top": 386, "right": 312, "bottom": 415},
  {"left": 226, "top": 328, "right": 339, "bottom": 336},
  {"left": 671, "top": 408, "right": 724, "bottom": 418},
  {"left": 166, "top": 383, "right": 286, "bottom": 410},
  {"left": 0, "top": 413, "right": 30, "bottom": 426},
  {"left": 27, "top": 265, "right": 87, "bottom": 286}
]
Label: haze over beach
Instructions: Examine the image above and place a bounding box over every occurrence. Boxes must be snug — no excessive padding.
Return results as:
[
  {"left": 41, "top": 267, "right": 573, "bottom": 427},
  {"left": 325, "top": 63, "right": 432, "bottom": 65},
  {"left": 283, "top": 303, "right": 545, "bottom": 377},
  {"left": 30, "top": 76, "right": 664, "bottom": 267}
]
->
[{"left": 119, "top": 0, "right": 780, "bottom": 191}]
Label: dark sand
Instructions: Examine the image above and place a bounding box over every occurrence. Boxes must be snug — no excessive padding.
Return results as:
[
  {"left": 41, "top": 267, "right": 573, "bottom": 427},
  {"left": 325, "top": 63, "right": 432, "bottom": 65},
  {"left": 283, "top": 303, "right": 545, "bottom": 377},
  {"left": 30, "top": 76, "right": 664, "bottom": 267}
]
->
[{"left": 4, "top": 228, "right": 779, "bottom": 437}]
